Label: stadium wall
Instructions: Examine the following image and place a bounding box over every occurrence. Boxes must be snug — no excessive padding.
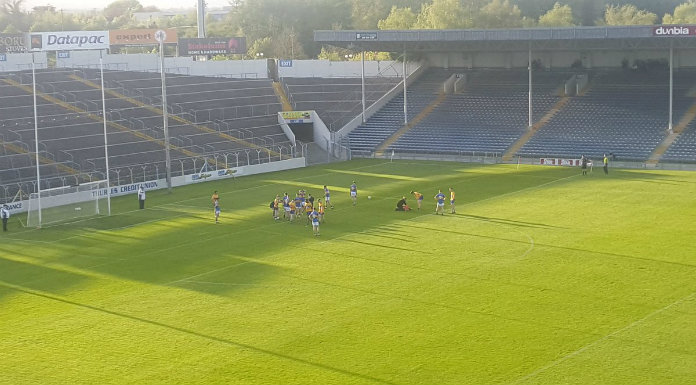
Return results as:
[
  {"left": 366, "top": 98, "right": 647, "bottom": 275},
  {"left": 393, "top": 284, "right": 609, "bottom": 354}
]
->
[
  {"left": 7, "top": 157, "right": 306, "bottom": 216},
  {"left": 0, "top": 52, "right": 48, "bottom": 71},
  {"left": 427, "top": 50, "right": 690, "bottom": 69},
  {"left": 277, "top": 60, "right": 407, "bottom": 78},
  {"left": 1, "top": 52, "right": 409, "bottom": 78}
]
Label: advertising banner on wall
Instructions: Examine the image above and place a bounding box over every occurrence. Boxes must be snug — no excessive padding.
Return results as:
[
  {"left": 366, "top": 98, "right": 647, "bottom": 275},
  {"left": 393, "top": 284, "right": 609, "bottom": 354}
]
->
[
  {"left": 178, "top": 37, "right": 246, "bottom": 56},
  {"left": 0, "top": 34, "right": 27, "bottom": 53},
  {"left": 540, "top": 158, "right": 582, "bottom": 166},
  {"left": 30, "top": 31, "right": 109, "bottom": 51},
  {"left": 652, "top": 26, "right": 696, "bottom": 36},
  {"left": 110, "top": 28, "right": 178, "bottom": 46},
  {"left": 280, "top": 111, "right": 313, "bottom": 123}
]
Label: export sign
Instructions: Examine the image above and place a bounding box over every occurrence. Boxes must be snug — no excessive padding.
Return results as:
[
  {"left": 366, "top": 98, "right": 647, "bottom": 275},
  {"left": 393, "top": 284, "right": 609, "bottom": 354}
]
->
[
  {"left": 0, "top": 33, "right": 26, "bottom": 53},
  {"left": 178, "top": 37, "right": 246, "bottom": 56},
  {"left": 652, "top": 26, "right": 696, "bottom": 36},
  {"left": 30, "top": 31, "right": 109, "bottom": 51},
  {"left": 110, "top": 28, "right": 178, "bottom": 45}
]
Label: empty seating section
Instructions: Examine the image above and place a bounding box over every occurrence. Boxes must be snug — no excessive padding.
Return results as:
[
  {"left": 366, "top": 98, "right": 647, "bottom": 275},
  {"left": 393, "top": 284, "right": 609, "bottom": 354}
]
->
[
  {"left": 519, "top": 70, "right": 694, "bottom": 161},
  {"left": 348, "top": 68, "right": 453, "bottom": 155},
  {"left": 387, "top": 70, "right": 565, "bottom": 155},
  {"left": 663, "top": 73, "right": 696, "bottom": 163},
  {"left": 664, "top": 130, "right": 696, "bottom": 163},
  {"left": 0, "top": 69, "right": 293, "bottom": 199},
  {"left": 96, "top": 70, "right": 287, "bottom": 150},
  {"left": 283, "top": 77, "right": 401, "bottom": 131}
]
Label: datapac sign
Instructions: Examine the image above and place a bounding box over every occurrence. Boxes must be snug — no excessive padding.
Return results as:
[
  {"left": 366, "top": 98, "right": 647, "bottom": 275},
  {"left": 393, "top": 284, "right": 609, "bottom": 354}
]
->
[
  {"left": 30, "top": 31, "right": 109, "bottom": 51},
  {"left": 652, "top": 26, "right": 696, "bottom": 36}
]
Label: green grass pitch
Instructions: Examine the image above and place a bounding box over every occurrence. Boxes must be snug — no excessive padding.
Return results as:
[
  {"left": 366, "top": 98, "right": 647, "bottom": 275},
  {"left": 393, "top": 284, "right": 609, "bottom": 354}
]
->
[{"left": 1, "top": 159, "right": 695, "bottom": 385}]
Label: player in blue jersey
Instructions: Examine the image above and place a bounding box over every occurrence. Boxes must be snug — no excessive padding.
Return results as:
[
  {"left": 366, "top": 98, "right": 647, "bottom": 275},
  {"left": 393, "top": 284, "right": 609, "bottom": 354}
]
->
[
  {"left": 323, "top": 185, "right": 333, "bottom": 209},
  {"left": 214, "top": 200, "right": 221, "bottom": 223},
  {"left": 311, "top": 209, "right": 320, "bottom": 236},
  {"left": 434, "top": 190, "right": 446, "bottom": 215},
  {"left": 350, "top": 181, "right": 357, "bottom": 206}
]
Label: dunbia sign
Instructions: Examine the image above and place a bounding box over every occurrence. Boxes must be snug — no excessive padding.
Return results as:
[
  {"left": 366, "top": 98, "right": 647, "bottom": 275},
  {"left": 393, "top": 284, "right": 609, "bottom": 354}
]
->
[{"left": 652, "top": 26, "right": 696, "bottom": 36}]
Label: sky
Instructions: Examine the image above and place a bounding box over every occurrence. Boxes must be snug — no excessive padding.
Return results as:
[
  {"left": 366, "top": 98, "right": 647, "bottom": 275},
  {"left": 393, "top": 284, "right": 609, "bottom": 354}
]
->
[{"left": 22, "top": 0, "right": 232, "bottom": 11}]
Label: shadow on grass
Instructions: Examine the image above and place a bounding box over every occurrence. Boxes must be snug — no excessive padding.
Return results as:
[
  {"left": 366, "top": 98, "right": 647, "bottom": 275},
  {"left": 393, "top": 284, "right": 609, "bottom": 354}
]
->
[
  {"left": 0, "top": 256, "right": 89, "bottom": 301},
  {"left": 0, "top": 281, "right": 399, "bottom": 385},
  {"left": 399, "top": 223, "right": 696, "bottom": 269},
  {"left": 342, "top": 238, "right": 433, "bottom": 254},
  {"left": 3, "top": 160, "right": 584, "bottom": 300},
  {"left": 167, "top": 258, "right": 284, "bottom": 296}
]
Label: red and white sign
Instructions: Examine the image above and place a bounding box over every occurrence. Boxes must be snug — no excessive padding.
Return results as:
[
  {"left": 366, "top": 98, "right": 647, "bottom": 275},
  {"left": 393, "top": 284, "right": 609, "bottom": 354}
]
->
[
  {"left": 540, "top": 158, "right": 581, "bottom": 166},
  {"left": 652, "top": 26, "right": 696, "bottom": 37}
]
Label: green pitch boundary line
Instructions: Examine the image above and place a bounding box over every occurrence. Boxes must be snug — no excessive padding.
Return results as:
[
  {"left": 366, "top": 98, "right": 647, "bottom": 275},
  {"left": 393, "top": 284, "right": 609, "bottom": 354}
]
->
[
  {"left": 509, "top": 289, "right": 696, "bottom": 385},
  {"left": 0, "top": 279, "right": 399, "bottom": 385}
]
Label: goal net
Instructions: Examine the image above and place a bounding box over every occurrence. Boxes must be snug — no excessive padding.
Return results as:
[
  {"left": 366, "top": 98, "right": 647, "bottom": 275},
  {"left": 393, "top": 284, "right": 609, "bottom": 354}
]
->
[{"left": 26, "top": 180, "right": 109, "bottom": 228}]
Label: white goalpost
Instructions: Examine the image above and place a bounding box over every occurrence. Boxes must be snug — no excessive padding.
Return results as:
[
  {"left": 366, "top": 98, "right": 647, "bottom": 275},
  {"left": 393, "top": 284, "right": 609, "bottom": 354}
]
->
[{"left": 26, "top": 180, "right": 109, "bottom": 228}]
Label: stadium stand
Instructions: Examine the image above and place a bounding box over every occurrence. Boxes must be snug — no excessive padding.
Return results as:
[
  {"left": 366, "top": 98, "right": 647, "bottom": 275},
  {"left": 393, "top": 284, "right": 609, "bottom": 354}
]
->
[
  {"left": 0, "top": 69, "right": 295, "bottom": 201},
  {"left": 518, "top": 70, "right": 693, "bottom": 161},
  {"left": 348, "top": 68, "right": 453, "bottom": 156},
  {"left": 281, "top": 77, "right": 401, "bottom": 131},
  {"left": 385, "top": 69, "right": 566, "bottom": 156}
]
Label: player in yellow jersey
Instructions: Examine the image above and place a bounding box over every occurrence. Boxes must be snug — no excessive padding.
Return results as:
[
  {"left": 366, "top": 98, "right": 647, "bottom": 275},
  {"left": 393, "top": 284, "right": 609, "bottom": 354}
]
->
[
  {"left": 272, "top": 195, "right": 280, "bottom": 220},
  {"left": 211, "top": 190, "right": 220, "bottom": 219},
  {"left": 289, "top": 200, "right": 296, "bottom": 223},
  {"left": 317, "top": 199, "right": 325, "bottom": 223},
  {"left": 410, "top": 191, "right": 423, "bottom": 210},
  {"left": 449, "top": 187, "right": 456, "bottom": 214},
  {"left": 304, "top": 200, "right": 314, "bottom": 226}
]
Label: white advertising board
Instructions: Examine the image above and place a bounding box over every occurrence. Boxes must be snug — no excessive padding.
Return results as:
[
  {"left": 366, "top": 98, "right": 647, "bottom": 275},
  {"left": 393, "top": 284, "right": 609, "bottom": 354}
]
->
[{"left": 30, "top": 31, "right": 109, "bottom": 51}]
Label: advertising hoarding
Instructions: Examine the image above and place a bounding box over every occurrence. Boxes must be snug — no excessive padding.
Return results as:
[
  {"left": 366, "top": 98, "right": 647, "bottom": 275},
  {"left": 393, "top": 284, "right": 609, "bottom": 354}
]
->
[{"left": 178, "top": 37, "right": 246, "bottom": 55}]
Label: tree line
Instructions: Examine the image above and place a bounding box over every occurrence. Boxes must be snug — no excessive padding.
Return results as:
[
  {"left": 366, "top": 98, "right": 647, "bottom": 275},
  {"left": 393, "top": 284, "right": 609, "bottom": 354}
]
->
[{"left": 2, "top": 0, "right": 696, "bottom": 59}]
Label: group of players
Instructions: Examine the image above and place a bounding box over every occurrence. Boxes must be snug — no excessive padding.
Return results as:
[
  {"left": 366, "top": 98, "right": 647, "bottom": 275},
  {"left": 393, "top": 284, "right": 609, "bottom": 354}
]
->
[
  {"left": 269, "top": 187, "right": 332, "bottom": 236},
  {"left": 209, "top": 181, "right": 456, "bottom": 237},
  {"left": 406, "top": 187, "right": 456, "bottom": 215}
]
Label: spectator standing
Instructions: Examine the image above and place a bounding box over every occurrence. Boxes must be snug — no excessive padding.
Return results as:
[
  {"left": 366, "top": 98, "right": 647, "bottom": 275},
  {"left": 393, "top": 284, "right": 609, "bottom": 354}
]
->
[
  {"left": 603, "top": 154, "right": 609, "bottom": 175},
  {"left": 138, "top": 186, "right": 146, "bottom": 209},
  {"left": 1, "top": 204, "right": 10, "bottom": 232}
]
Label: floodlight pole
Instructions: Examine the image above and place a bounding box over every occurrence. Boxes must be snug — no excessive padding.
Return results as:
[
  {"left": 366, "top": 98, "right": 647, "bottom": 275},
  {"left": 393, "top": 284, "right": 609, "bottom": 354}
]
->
[
  {"left": 403, "top": 51, "right": 408, "bottom": 125},
  {"left": 669, "top": 40, "right": 674, "bottom": 133},
  {"left": 158, "top": 35, "right": 172, "bottom": 193},
  {"left": 528, "top": 45, "right": 533, "bottom": 128},
  {"left": 361, "top": 50, "right": 366, "bottom": 123},
  {"left": 197, "top": 0, "right": 206, "bottom": 38},
  {"left": 99, "top": 52, "right": 112, "bottom": 215},
  {"left": 31, "top": 53, "right": 42, "bottom": 227}
]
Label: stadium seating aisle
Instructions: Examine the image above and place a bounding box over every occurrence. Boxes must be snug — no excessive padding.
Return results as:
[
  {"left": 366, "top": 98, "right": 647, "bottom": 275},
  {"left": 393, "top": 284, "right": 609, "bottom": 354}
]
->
[
  {"left": 348, "top": 68, "right": 453, "bottom": 155},
  {"left": 282, "top": 77, "right": 401, "bottom": 131}
]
